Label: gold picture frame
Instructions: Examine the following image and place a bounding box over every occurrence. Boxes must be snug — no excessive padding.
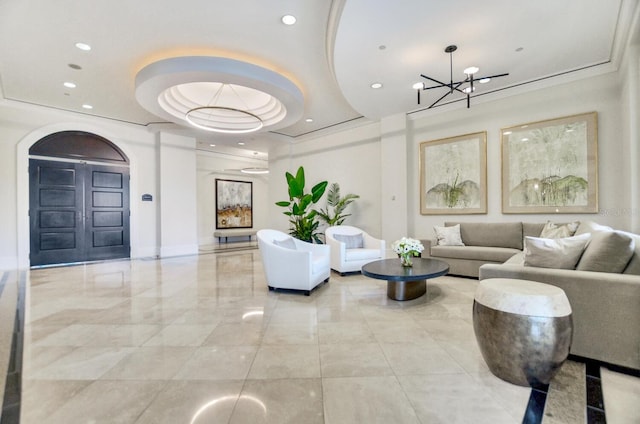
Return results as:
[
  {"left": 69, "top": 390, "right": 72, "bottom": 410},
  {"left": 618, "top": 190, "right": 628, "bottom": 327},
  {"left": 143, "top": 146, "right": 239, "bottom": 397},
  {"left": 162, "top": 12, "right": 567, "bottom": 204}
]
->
[
  {"left": 501, "top": 112, "right": 598, "bottom": 214},
  {"left": 420, "top": 131, "right": 487, "bottom": 215}
]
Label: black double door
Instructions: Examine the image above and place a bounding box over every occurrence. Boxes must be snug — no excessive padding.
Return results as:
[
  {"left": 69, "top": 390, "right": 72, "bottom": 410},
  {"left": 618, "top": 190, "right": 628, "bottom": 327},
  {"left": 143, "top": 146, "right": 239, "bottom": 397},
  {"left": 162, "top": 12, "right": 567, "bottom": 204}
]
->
[{"left": 29, "top": 159, "right": 130, "bottom": 266}]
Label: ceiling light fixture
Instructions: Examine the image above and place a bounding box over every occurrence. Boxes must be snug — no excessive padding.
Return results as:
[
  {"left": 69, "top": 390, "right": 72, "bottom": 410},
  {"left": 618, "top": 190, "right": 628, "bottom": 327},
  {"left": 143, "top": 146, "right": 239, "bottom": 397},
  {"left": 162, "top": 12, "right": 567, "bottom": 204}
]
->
[
  {"left": 282, "top": 15, "right": 296, "bottom": 25},
  {"left": 415, "top": 45, "right": 508, "bottom": 109},
  {"left": 241, "top": 167, "right": 269, "bottom": 174},
  {"left": 75, "top": 42, "right": 91, "bottom": 51},
  {"left": 370, "top": 82, "right": 383, "bottom": 89},
  {"left": 82, "top": 104, "right": 93, "bottom": 109},
  {"left": 63, "top": 82, "right": 76, "bottom": 88},
  {"left": 305, "top": 118, "right": 313, "bottom": 123},
  {"left": 135, "top": 57, "right": 303, "bottom": 134}
]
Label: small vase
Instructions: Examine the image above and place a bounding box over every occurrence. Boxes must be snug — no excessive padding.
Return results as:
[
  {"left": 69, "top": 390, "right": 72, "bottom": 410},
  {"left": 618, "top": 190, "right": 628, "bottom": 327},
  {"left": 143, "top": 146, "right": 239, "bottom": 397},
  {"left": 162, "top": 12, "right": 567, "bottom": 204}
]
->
[{"left": 400, "top": 254, "right": 413, "bottom": 267}]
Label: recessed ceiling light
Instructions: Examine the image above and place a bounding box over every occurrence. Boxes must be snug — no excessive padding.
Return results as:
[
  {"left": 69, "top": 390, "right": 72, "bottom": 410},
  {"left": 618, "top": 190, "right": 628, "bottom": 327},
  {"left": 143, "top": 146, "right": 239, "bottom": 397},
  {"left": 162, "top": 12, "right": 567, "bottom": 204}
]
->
[
  {"left": 479, "top": 78, "right": 491, "bottom": 84},
  {"left": 75, "top": 42, "right": 91, "bottom": 51},
  {"left": 68, "top": 63, "right": 82, "bottom": 70},
  {"left": 305, "top": 118, "right": 313, "bottom": 123},
  {"left": 281, "top": 15, "right": 296, "bottom": 25},
  {"left": 82, "top": 104, "right": 93, "bottom": 109},
  {"left": 370, "top": 82, "right": 383, "bottom": 89},
  {"left": 516, "top": 47, "right": 524, "bottom": 52},
  {"left": 378, "top": 45, "right": 386, "bottom": 50},
  {"left": 238, "top": 142, "right": 245, "bottom": 145},
  {"left": 521, "top": 137, "right": 529, "bottom": 141},
  {"left": 503, "top": 131, "right": 512, "bottom": 135},
  {"left": 209, "top": 144, "right": 216, "bottom": 147},
  {"left": 412, "top": 82, "right": 424, "bottom": 90},
  {"left": 63, "top": 82, "right": 76, "bottom": 88}
]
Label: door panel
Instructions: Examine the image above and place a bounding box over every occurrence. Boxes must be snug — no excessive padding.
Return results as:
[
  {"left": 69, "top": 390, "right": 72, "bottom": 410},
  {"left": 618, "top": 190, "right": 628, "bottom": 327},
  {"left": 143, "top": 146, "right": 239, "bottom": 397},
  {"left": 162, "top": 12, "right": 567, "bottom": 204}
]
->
[
  {"left": 29, "top": 159, "right": 130, "bottom": 266},
  {"left": 84, "top": 164, "right": 130, "bottom": 261},
  {"left": 29, "top": 160, "right": 84, "bottom": 265}
]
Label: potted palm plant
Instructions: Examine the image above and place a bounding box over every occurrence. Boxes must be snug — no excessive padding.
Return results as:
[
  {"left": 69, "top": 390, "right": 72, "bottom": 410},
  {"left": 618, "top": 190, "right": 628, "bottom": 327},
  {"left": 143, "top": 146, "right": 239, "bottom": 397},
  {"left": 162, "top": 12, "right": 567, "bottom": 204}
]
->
[
  {"left": 317, "top": 182, "right": 359, "bottom": 226},
  {"left": 275, "top": 166, "right": 328, "bottom": 243}
]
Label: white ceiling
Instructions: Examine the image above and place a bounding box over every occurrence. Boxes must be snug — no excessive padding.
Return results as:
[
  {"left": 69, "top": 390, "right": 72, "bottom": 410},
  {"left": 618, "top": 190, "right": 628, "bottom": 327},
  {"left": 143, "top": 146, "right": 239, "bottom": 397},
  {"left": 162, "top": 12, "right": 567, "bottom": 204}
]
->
[{"left": 0, "top": 0, "right": 635, "bottom": 158}]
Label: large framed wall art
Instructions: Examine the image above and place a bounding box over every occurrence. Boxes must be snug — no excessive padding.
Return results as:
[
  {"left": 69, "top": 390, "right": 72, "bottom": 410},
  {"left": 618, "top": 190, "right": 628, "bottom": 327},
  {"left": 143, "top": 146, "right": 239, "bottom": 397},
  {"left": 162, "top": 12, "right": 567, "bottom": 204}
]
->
[
  {"left": 419, "top": 131, "right": 487, "bottom": 215},
  {"left": 501, "top": 112, "right": 598, "bottom": 214},
  {"left": 215, "top": 179, "right": 253, "bottom": 228}
]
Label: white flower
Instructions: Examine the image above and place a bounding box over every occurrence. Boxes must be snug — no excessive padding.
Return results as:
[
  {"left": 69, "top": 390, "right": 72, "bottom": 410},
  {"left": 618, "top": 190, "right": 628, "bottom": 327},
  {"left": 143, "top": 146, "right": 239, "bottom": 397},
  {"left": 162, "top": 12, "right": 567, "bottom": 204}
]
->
[{"left": 391, "top": 237, "right": 424, "bottom": 256}]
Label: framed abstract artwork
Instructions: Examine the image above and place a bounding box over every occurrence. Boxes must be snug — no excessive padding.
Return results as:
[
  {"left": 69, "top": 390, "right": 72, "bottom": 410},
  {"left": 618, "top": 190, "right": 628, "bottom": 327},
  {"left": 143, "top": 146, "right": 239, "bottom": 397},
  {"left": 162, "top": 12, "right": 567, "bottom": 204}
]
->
[
  {"left": 215, "top": 179, "right": 253, "bottom": 228},
  {"left": 501, "top": 112, "right": 598, "bottom": 213},
  {"left": 419, "top": 131, "right": 487, "bottom": 215}
]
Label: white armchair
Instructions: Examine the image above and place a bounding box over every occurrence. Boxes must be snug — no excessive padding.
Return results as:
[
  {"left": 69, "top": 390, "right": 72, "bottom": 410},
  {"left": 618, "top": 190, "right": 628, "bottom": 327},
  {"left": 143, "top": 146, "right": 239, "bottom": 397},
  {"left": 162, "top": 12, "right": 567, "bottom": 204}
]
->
[
  {"left": 256, "top": 229, "right": 330, "bottom": 295},
  {"left": 325, "top": 225, "right": 386, "bottom": 275}
]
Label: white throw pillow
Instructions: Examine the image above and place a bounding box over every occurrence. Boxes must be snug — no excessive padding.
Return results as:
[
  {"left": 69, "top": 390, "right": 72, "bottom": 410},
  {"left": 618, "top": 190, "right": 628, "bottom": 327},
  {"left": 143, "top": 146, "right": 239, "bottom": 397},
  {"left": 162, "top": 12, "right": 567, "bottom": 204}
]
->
[
  {"left": 524, "top": 233, "right": 591, "bottom": 269},
  {"left": 540, "top": 221, "right": 579, "bottom": 239},
  {"left": 434, "top": 224, "right": 465, "bottom": 246},
  {"left": 273, "top": 237, "right": 297, "bottom": 250},
  {"left": 333, "top": 233, "right": 364, "bottom": 249}
]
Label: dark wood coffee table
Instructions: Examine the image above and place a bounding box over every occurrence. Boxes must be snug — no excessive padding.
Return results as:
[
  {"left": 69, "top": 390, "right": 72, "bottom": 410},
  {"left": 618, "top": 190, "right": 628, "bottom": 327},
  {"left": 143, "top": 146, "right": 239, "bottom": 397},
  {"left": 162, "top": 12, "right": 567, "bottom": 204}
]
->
[{"left": 361, "top": 258, "right": 449, "bottom": 301}]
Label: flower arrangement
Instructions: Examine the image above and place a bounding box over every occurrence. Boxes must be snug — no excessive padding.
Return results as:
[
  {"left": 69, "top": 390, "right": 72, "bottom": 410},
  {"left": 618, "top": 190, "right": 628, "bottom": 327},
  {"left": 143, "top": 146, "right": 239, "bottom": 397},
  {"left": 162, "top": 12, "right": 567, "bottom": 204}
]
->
[{"left": 391, "top": 237, "right": 424, "bottom": 267}]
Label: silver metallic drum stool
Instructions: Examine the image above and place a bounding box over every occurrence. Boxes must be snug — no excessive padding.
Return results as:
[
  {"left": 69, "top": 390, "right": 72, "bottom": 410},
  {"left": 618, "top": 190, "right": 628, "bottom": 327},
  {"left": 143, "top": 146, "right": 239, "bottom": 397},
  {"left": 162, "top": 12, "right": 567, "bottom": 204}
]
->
[{"left": 473, "top": 278, "right": 573, "bottom": 387}]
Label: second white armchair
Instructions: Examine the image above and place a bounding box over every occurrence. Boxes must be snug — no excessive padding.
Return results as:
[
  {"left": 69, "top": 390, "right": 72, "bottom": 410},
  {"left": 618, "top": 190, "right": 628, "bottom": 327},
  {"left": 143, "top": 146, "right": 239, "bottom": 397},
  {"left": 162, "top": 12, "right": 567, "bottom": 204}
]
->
[{"left": 325, "top": 225, "right": 386, "bottom": 275}]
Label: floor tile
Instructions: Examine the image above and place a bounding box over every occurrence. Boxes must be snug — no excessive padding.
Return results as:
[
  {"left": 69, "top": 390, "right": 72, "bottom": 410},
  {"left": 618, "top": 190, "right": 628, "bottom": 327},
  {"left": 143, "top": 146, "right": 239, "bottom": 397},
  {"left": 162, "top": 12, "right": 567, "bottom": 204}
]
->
[
  {"left": 173, "top": 345, "right": 257, "bottom": 380},
  {"left": 601, "top": 367, "right": 640, "bottom": 424},
  {"left": 380, "top": 341, "right": 466, "bottom": 375},
  {"left": 319, "top": 343, "right": 394, "bottom": 378},
  {"left": 39, "top": 380, "right": 166, "bottom": 424},
  {"left": 247, "top": 345, "right": 321, "bottom": 379},
  {"left": 262, "top": 323, "right": 318, "bottom": 345},
  {"left": 134, "top": 380, "right": 244, "bottom": 424},
  {"left": 30, "top": 346, "right": 134, "bottom": 380},
  {"left": 323, "top": 376, "right": 420, "bottom": 424},
  {"left": 398, "top": 373, "right": 515, "bottom": 423},
  {"left": 101, "top": 346, "right": 196, "bottom": 380},
  {"left": 318, "top": 322, "right": 376, "bottom": 344}
]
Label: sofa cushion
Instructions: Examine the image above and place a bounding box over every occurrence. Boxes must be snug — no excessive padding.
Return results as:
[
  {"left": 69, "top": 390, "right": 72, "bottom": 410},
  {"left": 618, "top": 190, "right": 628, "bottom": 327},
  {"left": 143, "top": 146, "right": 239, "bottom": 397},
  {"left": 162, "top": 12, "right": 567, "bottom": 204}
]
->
[
  {"left": 431, "top": 245, "right": 520, "bottom": 263},
  {"left": 446, "top": 222, "right": 523, "bottom": 249},
  {"left": 273, "top": 237, "right": 297, "bottom": 250},
  {"left": 345, "top": 248, "right": 381, "bottom": 262},
  {"left": 574, "top": 220, "right": 612, "bottom": 236},
  {"left": 334, "top": 233, "right": 364, "bottom": 249},
  {"left": 434, "top": 224, "right": 464, "bottom": 246},
  {"left": 576, "top": 231, "right": 635, "bottom": 273},
  {"left": 540, "top": 221, "right": 579, "bottom": 238},
  {"left": 524, "top": 233, "right": 591, "bottom": 269}
]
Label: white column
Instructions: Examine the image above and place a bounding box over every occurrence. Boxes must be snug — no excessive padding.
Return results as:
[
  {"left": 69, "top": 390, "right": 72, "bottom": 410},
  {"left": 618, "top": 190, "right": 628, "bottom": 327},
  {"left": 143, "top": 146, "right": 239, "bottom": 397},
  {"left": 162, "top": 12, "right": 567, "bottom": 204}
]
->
[
  {"left": 159, "top": 132, "right": 198, "bottom": 257},
  {"left": 380, "top": 114, "right": 408, "bottom": 244}
]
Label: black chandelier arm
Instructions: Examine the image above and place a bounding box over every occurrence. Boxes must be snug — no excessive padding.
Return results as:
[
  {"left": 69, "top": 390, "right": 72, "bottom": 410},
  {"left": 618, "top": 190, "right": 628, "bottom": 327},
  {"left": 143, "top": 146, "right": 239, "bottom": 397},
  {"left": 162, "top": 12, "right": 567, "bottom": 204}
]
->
[
  {"left": 427, "top": 81, "right": 465, "bottom": 108},
  {"left": 420, "top": 74, "right": 467, "bottom": 94}
]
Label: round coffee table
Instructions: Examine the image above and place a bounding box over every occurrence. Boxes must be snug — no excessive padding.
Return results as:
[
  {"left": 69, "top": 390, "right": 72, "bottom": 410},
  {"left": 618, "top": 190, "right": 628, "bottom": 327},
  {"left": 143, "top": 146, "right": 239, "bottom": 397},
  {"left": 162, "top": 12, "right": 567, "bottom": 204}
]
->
[{"left": 361, "top": 258, "right": 449, "bottom": 301}]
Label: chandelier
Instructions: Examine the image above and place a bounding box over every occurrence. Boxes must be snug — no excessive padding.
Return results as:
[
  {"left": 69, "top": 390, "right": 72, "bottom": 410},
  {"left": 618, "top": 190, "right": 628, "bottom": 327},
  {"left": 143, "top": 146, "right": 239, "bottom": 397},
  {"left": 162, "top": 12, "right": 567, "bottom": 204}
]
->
[
  {"left": 414, "top": 45, "right": 508, "bottom": 109},
  {"left": 135, "top": 57, "right": 303, "bottom": 134}
]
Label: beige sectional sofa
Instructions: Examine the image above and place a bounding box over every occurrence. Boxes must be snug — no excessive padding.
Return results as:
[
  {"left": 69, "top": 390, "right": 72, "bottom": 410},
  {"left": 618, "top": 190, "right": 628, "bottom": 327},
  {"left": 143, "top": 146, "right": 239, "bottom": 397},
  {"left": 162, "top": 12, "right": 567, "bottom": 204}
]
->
[{"left": 422, "top": 221, "right": 640, "bottom": 370}]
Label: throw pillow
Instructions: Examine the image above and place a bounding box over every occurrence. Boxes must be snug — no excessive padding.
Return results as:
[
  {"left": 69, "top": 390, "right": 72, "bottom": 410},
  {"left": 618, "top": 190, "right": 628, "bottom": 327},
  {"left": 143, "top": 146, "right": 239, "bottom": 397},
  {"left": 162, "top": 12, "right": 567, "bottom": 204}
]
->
[
  {"left": 273, "top": 237, "right": 297, "bottom": 250},
  {"left": 539, "top": 221, "right": 579, "bottom": 239},
  {"left": 434, "top": 224, "right": 465, "bottom": 246},
  {"left": 576, "top": 231, "right": 635, "bottom": 273},
  {"left": 574, "top": 220, "right": 612, "bottom": 236},
  {"left": 334, "top": 233, "right": 364, "bottom": 249},
  {"left": 524, "top": 233, "right": 591, "bottom": 269}
]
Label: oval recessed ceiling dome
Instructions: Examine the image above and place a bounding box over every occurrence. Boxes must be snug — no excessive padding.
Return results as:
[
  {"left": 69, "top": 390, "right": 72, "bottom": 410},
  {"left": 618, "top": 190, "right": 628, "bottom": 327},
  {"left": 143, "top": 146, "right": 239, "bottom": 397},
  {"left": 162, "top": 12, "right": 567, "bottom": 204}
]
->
[{"left": 135, "top": 56, "right": 304, "bottom": 134}]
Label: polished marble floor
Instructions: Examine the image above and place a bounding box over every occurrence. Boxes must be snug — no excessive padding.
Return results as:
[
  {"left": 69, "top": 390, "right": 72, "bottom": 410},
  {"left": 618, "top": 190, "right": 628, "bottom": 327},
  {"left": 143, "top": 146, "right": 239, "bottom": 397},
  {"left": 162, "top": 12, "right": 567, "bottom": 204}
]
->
[{"left": 16, "top": 249, "right": 640, "bottom": 423}]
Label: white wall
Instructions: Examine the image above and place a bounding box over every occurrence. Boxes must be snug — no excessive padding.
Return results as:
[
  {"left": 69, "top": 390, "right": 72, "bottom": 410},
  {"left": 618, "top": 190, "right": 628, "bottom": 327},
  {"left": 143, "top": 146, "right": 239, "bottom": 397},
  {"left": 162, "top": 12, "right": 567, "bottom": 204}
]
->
[
  {"left": 196, "top": 151, "right": 269, "bottom": 245},
  {"left": 407, "top": 71, "right": 629, "bottom": 239},
  {"left": 0, "top": 98, "right": 209, "bottom": 269},
  {"left": 269, "top": 122, "right": 383, "bottom": 238}
]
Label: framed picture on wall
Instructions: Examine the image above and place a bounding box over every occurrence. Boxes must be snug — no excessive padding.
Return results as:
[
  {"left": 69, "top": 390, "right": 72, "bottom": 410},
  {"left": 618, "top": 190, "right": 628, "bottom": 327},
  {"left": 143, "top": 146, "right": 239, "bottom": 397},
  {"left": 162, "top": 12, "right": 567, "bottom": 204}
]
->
[
  {"left": 419, "top": 131, "right": 487, "bottom": 215},
  {"left": 501, "top": 112, "right": 598, "bottom": 213},
  {"left": 215, "top": 179, "right": 253, "bottom": 228}
]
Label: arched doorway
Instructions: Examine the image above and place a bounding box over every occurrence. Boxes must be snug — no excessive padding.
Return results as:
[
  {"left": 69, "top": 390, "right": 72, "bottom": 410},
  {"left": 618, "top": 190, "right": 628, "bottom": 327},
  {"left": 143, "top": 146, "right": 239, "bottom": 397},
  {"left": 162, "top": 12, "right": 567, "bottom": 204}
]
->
[{"left": 29, "top": 131, "right": 130, "bottom": 266}]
